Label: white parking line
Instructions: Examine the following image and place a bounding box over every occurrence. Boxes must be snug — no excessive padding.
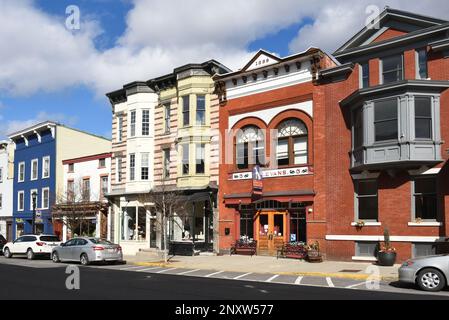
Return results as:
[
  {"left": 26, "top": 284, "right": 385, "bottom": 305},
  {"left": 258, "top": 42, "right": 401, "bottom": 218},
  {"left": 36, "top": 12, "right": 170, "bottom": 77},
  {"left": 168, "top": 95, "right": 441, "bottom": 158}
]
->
[
  {"left": 120, "top": 266, "right": 146, "bottom": 271},
  {"left": 136, "top": 267, "right": 162, "bottom": 272},
  {"left": 266, "top": 275, "right": 279, "bottom": 282},
  {"left": 233, "top": 272, "right": 252, "bottom": 280},
  {"left": 177, "top": 269, "right": 201, "bottom": 275},
  {"left": 346, "top": 282, "right": 366, "bottom": 289},
  {"left": 155, "top": 268, "right": 177, "bottom": 274},
  {"left": 294, "top": 276, "right": 303, "bottom": 285},
  {"left": 326, "top": 277, "right": 335, "bottom": 287},
  {"left": 205, "top": 271, "right": 225, "bottom": 278}
]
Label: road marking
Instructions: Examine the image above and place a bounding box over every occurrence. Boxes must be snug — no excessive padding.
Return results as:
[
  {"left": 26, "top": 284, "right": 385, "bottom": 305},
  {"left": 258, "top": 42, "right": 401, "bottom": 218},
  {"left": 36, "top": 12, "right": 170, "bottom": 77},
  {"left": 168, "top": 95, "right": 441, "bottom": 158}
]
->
[
  {"left": 205, "top": 271, "right": 225, "bottom": 278},
  {"left": 266, "top": 275, "right": 279, "bottom": 282},
  {"left": 294, "top": 276, "right": 303, "bottom": 285},
  {"left": 155, "top": 268, "right": 177, "bottom": 274},
  {"left": 136, "top": 267, "right": 161, "bottom": 272},
  {"left": 120, "top": 266, "right": 146, "bottom": 271},
  {"left": 326, "top": 277, "right": 335, "bottom": 287},
  {"left": 177, "top": 269, "right": 201, "bottom": 275},
  {"left": 233, "top": 272, "right": 252, "bottom": 280},
  {"left": 346, "top": 282, "right": 366, "bottom": 289}
]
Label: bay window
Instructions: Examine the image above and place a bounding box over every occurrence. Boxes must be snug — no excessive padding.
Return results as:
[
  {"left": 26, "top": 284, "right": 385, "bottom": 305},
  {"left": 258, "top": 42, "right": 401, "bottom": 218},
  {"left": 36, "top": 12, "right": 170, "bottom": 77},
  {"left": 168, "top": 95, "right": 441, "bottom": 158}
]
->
[
  {"left": 374, "top": 99, "right": 398, "bottom": 142},
  {"left": 130, "top": 110, "right": 136, "bottom": 137},
  {"left": 196, "top": 95, "right": 206, "bottom": 126},
  {"left": 415, "top": 97, "right": 432, "bottom": 139},
  {"left": 196, "top": 143, "right": 205, "bottom": 174},
  {"left": 142, "top": 109, "right": 150, "bottom": 136},
  {"left": 182, "top": 144, "right": 189, "bottom": 175},
  {"left": 129, "top": 154, "right": 135, "bottom": 181},
  {"left": 182, "top": 96, "right": 190, "bottom": 127}
]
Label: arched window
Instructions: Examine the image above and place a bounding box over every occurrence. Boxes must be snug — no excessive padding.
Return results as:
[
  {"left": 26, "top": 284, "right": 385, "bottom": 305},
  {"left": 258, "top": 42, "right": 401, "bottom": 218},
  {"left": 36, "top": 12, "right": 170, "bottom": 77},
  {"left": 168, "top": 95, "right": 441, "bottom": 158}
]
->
[
  {"left": 276, "top": 119, "right": 308, "bottom": 166},
  {"left": 236, "top": 126, "right": 265, "bottom": 169}
]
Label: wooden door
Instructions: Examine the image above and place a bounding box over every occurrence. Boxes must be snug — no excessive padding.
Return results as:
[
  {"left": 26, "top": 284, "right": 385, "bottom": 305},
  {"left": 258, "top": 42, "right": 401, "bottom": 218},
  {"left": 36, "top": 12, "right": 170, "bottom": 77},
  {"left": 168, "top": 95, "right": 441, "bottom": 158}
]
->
[{"left": 257, "top": 211, "right": 286, "bottom": 256}]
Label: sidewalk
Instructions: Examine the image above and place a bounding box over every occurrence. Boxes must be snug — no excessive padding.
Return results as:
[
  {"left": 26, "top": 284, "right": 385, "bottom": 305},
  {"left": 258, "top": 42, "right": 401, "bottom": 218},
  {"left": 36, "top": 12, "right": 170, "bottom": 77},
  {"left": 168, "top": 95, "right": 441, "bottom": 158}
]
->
[{"left": 124, "top": 254, "right": 400, "bottom": 281}]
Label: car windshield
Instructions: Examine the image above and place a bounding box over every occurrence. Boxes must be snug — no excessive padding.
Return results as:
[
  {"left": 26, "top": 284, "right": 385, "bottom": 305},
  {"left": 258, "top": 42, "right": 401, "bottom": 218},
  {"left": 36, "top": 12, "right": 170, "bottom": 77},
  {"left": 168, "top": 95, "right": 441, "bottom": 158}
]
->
[
  {"left": 40, "top": 236, "right": 60, "bottom": 242},
  {"left": 89, "top": 238, "right": 113, "bottom": 245}
]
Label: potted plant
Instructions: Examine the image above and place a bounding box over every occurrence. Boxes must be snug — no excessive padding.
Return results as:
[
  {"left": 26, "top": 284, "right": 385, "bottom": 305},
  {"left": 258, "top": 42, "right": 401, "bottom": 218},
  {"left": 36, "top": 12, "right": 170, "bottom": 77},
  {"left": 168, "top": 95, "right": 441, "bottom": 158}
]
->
[
  {"left": 377, "top": 227, "right": 396, "bottom": 266},
  {"left": 355, "top": 220, "right": 365, "bottom": 230},
  {"left": 306, "top": 241, "right": 323, "bottom": 263}
]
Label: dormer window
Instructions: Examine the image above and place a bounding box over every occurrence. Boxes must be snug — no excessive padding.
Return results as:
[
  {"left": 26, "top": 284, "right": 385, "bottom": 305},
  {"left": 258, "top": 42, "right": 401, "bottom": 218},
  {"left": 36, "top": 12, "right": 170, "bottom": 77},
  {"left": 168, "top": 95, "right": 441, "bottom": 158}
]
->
[{"left": 381, "top": 54, "right": 403, "bottom": 84}]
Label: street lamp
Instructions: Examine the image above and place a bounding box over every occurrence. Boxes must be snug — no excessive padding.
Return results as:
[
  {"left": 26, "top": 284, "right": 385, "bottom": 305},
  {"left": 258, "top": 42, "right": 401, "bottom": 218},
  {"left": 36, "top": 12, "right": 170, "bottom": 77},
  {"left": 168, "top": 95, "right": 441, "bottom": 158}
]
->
[{"left": 31, "top": 191, "right": 37, "bottom": 234}]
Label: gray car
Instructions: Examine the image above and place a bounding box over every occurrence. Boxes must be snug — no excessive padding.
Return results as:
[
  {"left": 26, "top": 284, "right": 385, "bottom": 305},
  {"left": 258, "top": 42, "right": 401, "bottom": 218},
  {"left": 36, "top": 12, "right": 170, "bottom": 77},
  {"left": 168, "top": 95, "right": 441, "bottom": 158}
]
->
[
  {"left": 399, "top": 254, "right": 449, "bottom": 292},
  {"left": 52, "top": 237, "right": 123, "bottom": 265}
]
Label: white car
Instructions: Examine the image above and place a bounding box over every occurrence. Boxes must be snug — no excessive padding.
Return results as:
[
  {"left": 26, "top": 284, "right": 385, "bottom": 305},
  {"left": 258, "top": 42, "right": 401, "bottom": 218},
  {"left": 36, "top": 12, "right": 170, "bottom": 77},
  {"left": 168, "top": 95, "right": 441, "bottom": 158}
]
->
[{"left": 3, "top": 234, "right": 62, "bottom": 260}]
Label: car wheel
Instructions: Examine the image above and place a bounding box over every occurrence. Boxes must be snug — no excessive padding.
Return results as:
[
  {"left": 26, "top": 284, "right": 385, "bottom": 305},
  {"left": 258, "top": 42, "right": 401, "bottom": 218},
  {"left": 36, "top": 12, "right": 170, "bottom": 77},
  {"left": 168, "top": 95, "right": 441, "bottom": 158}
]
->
[
  {"left": 27, "top": 248, "right": 35, "bottom": 260},
  {"left": 80, "top": 253, "right": 89, "bottom": 266},
  {"left": 417, "top": 268, "right": 446, "bottom": 292},
  {"left": 3, "top": 247, "right": 12, "bottom": 258},
  {"left": 52, "top": 252, "right": 60, "bottom": 263}
]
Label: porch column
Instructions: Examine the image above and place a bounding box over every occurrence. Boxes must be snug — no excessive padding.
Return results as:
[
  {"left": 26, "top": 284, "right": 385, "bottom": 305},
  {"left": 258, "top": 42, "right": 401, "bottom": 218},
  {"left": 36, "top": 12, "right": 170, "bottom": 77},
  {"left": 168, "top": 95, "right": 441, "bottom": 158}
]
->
[{"left": 62, "top": 216, "right": 67, "bottom": 242}]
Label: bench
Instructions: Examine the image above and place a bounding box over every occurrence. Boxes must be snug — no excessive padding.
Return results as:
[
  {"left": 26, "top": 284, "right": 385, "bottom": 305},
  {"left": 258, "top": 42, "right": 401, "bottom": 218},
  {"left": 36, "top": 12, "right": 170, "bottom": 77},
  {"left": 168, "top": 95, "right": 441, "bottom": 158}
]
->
[
  {"left": 277, "top": 242, "right": 308, "bottom": 260},
  {"left": 230, "top": 240, "right": 257, "bottom": 256}
]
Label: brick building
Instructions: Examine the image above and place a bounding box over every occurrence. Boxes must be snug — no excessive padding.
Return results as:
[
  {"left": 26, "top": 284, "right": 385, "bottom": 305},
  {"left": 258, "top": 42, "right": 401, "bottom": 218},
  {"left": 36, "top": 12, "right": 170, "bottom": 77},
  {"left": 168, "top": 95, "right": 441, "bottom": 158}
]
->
[{"left": 316, "top": 8, "right": 449, "bottom": 261}]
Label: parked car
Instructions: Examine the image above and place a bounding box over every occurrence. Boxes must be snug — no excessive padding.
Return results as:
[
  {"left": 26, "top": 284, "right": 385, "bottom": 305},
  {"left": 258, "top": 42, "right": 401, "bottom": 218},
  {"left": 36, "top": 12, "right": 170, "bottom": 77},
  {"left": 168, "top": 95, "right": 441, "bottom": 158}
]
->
[
  {"left": 399, "top": 254, "right": 449, "bottom": 292},
  {"left": 3, "top": 234, "right": 62, "bottom": 260},
  {"left": 52, "top": 237, "right": 123, "bottom": 265},
  {"left": 0, "top": 235, "right": 7, "bottom": 255}
]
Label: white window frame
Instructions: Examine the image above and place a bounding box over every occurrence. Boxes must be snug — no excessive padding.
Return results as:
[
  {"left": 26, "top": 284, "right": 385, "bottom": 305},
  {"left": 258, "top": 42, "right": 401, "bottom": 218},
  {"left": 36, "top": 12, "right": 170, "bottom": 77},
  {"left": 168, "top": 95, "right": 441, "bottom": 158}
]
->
[
  {"left": 141, "top": 153, "right": 149, "bottom": 181},
  {"left": 42, "top": 187, "right": 50, "bottom": 210},
  {"left": 42, "top": 156, "right": 50, "bottom": 179},
  {"left": 130, "top": 110, "right": 136, "bottom": 138},
  {"left": 17, "top": 191, "right": 25, "bottom": 211},
  {"left": 142, "top": 109, "right": 150, "bottom": 136},
  {"left": 31, "top": 159, "right": 38, "bottom": 181},
  {"left": 0, "top": 193, "right": 3, "bottom": 209},
  {"left": 30, "top": 189, "right": 38, "bottom": 210},
  {"left": 18, "top": 162, "right": 25, "bottom": 182},
  {"left": 129, "top": 153, "right": 136, "bottom": 181},
  {"left": 0, "top": 167, "right": 3, "bottom": 183}
]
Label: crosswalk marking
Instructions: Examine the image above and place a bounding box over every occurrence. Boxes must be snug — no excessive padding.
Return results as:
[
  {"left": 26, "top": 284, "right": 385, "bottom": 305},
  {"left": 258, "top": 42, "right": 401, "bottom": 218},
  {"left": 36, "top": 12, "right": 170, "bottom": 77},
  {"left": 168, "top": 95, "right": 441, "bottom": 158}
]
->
[
  {"left": 177, "top": 269, "right": 201, "bottom": 275},
  {"left": 326, "top": 277, "right": 335, "bottom": 287},
  {"left": 266, "top": 275, "right": 279, "bottom": 282},
  {"left": 346, "top": 282, "right": 366, "bottom": 289},
  {"left": 233, "top": 272, "right": 252, "bottom": 280},
  {"left": 205, "top": 271, "right": 224, "bottom": 278},
  {"left": 136, "top": 267, "right": 161, "bottom": 272},
  {"left": 120, "top": 266, "right": 145, "bottom": 271},
  {"left": 155, "top": 268, "right": 177, "bottom": 274},
  {"left": 294, "top": 276, "right": 303, "bottom": 285}
]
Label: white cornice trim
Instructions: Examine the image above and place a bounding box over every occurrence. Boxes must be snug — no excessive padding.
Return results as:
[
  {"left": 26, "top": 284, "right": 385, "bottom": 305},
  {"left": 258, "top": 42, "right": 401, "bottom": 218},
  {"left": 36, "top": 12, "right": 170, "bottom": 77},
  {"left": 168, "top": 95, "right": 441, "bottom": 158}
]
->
[
  {"left": 408, "top": 222, "right": 442, "bottom": 227},
  {"left": 326, "top": 235, "right": 447, "bottom": 242}
]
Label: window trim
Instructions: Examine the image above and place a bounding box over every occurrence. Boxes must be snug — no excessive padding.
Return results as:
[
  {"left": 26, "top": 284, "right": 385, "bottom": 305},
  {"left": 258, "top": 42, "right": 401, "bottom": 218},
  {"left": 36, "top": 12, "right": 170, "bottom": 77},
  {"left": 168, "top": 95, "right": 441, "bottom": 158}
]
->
[
  {"left": 142, "top": 109, "right": 150, "bottom": 136},
  {"left": 411, "top": 175, "right": 438, "bottom": 222},
  {"left": 129, "top": 110, "right": 136, "bottom": 138},
  {"left": 82, "top": 178, "right": 91, "bottom": 202},
  {"left": 31, "top": 159, "right": 38, "bottom": 181},
  {"left": 380, "top": 53, "right": 404, "bottom": 84},
  {"left": 414, "top": 96, "right": 433, "bottom": 141},
  {"left": 235, "top": 126, "right": 265, "bottom": 171},
  {"left": 41, "top": 187, "right": 50, "bottom": 210},
  {"left": 17, "top": 191, "right": 25, "bottom": 211},
  {"left": 18, "top": 162, "right": 25, "bottom": 183},
  {"left": 42, "top": 156, "right": 50, "bottom": 179},
  {"left": 141, "top": 153, "right": 149, "bottom": 181},
  {"left": 276, "top": 119, "right": 308, "bottom": 168},
  {"left": 182, "top": 95, "right": 190, "bottom": 127},
  {"left": 415, "top": 48, "right": 428, "bottom": 80},
  {"left": 354, "top": 179, "right": 378, "bottom": 222},
  {"left": 129, "top": 153, "right": 136, "bottom": 182},
  {"left": 196, "top": 95, "right": 206, "bottom": 126},
  {"left": 373, "top": 97, "right": 399, "bottom": 143},
  {"left": 359, "top": 62, "right": 370, "bottom": 89}
]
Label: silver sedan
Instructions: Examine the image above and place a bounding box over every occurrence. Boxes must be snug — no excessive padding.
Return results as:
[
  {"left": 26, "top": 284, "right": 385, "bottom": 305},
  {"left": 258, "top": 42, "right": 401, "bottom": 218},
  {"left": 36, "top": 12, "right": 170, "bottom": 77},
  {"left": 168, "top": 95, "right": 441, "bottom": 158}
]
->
[
  {"left": 399, "top": 254, "right": 449, "bottom": 292},
  {"left": 52, "top": 237, "right": 123, "bottom": 265}
]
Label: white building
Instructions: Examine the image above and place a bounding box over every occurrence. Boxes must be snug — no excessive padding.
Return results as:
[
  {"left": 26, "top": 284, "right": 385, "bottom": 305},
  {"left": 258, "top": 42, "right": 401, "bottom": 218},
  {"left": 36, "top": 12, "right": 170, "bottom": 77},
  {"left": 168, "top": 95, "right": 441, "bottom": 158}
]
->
[
  {"left": 52, "top": 152, "right": 112, "bottom": 242},
  {"left": 0, "top": 141, "right": 14, "bottom": 241}
]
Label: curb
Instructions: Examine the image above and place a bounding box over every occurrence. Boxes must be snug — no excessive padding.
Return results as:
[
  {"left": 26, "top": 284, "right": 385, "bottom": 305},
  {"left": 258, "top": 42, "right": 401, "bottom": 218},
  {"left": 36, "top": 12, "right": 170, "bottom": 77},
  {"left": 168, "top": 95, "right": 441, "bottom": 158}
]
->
[{"left": 132, "top": 261, "right": 398, "bottom": 282}]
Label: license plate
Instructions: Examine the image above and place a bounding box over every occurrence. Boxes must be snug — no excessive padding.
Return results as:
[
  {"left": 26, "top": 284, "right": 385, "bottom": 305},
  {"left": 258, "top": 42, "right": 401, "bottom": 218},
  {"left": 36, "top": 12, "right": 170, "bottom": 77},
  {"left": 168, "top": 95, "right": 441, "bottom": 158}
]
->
[{"left": 108, "top": 249, "right": 115, "bottom": 253}]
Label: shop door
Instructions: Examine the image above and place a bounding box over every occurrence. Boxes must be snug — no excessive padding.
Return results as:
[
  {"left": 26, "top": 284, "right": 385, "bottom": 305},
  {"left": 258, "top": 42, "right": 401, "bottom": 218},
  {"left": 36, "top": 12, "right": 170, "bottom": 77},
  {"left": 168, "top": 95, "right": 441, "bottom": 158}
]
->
[{"left": 257, "top": 212, "right": 286, "bottom": 256}]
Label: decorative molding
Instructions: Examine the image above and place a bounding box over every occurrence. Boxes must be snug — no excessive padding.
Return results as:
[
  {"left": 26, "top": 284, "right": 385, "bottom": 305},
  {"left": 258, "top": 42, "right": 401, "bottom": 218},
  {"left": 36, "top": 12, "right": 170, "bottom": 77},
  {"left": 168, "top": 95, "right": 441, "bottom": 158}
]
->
[{"left": 326, "top": 235, "right": 447, "bottom": 242}]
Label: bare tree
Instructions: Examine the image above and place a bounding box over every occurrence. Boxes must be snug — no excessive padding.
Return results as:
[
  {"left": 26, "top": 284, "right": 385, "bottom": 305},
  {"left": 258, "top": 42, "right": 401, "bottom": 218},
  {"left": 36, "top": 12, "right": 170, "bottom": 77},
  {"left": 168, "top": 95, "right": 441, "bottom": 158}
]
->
[{"left": 137, "top": 180, "right": 186, "bottom": 263}]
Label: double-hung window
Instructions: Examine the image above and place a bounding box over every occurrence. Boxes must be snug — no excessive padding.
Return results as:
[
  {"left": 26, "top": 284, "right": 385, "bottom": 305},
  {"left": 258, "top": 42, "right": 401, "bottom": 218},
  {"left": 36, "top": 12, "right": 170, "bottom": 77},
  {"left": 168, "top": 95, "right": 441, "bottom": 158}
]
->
[
  {"left": 164, "top": 104, "right": 171, "bottom": 133},
  {"left": 355, "top": 180, "right": 378, "bottom": 221},
  {"left": 236, "top": 126, "right": 265, "bottom": 170},
  {"left": 163, "top": 148, "right": 170, "bottom": 179},
  {"left": 196, "top": 143, "right": 205, "bottom": 174},
  {"left": 31, "top": 159, "right": 38, "bottom": 181},
  {"left": 18, "top": 162, "right": 25, "bottom": 182},
  {"left": 42, "top": 156, "right": 50, "bottom": 179},
  {"left": 130, "top": 110, "right": 136, "bottom": 137},
  {"left": 276, "top": 119, "right": 308, "bottom": 166},
  {"left": 196, "top": 95, "right": 206, "bottom": 126},
  {"left": 374, "top": 99, "right": 398, "bottom": 142},
  {"left": 182, "top": 144, "right": 190, "bottom": 175},
  {"left": 182, "top": 96, "right": 190, "bottom": 127},
  {"left": 416, "top": 48, "right": 428, "bottom": 80},
  {"left": 129, "top": 154, "right": 136, "bottom": 181},
  {"left": 116, "top": 158, "right": 122, "bottom": 183},
  {"left": 360, "top": 62, "right": 370, "bottom": 88},
  {"left": 413, "top": 177, "right": 437, "bottom": 221},
  {"left": 381, "top": 54, "right": 403, "bottom": 84},
  {"left": 18, "top": 191, "right": 24, "bottom": 211},
  {"left": 117, "top": 115, "right": 123, "bottom": 142},
  {"left": 100, "top": 176, "right": 109, "bottom": 198},
  {"left": 82, "top": 179, "right": 90, "bottom": 202},
  {"left": 142, "top": 110, "right": 150, "bottom": 136},
  {"left": 415, "top": 97, "right": 432, "bottom": 139},
  {"left": 141, "top": 153, "right": 149, "bottom": 180},
  {"left": 42, "top": 188, "right": 50, "bottom": 209}
]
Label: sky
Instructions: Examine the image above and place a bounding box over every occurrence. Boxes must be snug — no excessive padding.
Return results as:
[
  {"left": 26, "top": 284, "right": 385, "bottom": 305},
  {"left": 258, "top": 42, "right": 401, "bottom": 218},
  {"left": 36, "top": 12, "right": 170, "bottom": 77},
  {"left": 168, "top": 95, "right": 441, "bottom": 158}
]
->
[{"left": 1, "top": 0, "right": 449, "bottom": 140}]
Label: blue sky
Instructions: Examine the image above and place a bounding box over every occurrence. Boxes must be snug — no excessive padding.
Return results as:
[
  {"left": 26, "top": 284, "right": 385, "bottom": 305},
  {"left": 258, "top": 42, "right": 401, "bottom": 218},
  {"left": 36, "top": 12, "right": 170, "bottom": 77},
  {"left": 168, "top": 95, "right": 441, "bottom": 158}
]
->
[{"left": 1, "top": 0, "right": 448, "bottom": 140}]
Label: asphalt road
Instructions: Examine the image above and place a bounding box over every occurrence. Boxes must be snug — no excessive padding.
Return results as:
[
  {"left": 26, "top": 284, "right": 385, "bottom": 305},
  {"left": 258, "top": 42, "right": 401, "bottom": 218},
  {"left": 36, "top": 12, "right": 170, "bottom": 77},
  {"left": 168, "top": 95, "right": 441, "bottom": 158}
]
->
[{"left": 0, "top": 257, "right": 448, "bottom": 300}]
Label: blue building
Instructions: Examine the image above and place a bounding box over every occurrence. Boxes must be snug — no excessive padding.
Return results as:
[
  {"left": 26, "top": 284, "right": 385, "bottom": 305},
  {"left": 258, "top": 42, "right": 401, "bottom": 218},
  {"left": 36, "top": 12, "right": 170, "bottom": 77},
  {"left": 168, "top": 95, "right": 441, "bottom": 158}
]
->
[{"left": 9, "top": 121, "right": 111, "bottom": 239}]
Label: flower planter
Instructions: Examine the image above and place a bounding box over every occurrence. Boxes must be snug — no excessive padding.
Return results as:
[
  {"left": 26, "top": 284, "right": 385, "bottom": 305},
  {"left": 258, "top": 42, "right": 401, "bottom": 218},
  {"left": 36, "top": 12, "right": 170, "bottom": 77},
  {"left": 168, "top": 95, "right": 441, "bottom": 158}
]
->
[
  {"left": 307, "top": 249, "right": 323, "bottom": 263},
  {"left": 377, "top": 251, "right": 396, "bottom": 266}
]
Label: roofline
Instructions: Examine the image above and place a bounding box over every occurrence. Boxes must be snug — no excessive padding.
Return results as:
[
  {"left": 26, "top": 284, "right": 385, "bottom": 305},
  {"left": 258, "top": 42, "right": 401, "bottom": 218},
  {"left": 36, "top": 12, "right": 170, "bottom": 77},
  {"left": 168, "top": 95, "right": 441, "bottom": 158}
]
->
[
  {"left": 334, "top": 7, "right": 448, "bottom": 55},
  {"left": 8, "top": 121, "right": 59, "bottom": 139},
  {"left": 62, "top": 152, "right": 112, "bottom": 165}
]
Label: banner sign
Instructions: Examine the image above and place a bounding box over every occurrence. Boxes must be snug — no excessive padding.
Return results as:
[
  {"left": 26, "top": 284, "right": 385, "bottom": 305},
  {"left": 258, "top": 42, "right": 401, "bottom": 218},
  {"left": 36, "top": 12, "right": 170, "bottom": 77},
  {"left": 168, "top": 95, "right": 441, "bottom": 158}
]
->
[
  {"left": 231, "top": 166, "right": 310, "bottom": 180},
  {"left": 252, "top": 165, "right": 263, "bottom": 196}
]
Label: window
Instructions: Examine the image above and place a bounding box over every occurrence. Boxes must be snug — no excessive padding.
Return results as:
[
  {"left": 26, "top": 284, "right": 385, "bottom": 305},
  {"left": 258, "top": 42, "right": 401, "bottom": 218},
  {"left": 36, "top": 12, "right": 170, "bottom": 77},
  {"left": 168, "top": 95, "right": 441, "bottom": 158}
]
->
[
  {"left": 413, "top": 243, "right": 437, "bottom": 258},
  {"left": 182, "top": 144, "right": 189, "bottom": 175},
  {"left": 353, "top": 108, "right": 363, "bottom": 148},
  {"left": 141, "top": 153, "right": 149, "bottom": 180},
  {"left": 413, "top": 177, "right": 437, "bottom": 221},
  {"left": 99, "top": 158, "right": 106, "bottom": 168},
  {"left": 290, "top": 209, "right": 306, "bottom": 243},
  {"left": 240, "top": 212, "right": 254, "bottom": 241},
  {"left": 42, "top": 188, "right": 49, "bottom": 209},
  {"left": 196, "top": 95, "right": 206, "bottom": 125},
  {"left": 117, "top": 115, "right": 123, "bottom": 142},
  {"left": 18, "top": 191, "right": 24, "bottom": 211},
  {"left": 130, "top": 110, "right": 136, "bottom": 137},
  {"left": 129, "top": 154, "right": 135, "bottom": 181},
  {"left": 100, "top": 176, "right": 109, "bottom": 197},
  {"left": 116, "top": 158, "right": 122, "bottom": 183},
  {"left": 355, "top": 242, "right": 378, "bottom": 257},
  {"left": 121, "top": 207, "right": 147, "bottom": 241},
  {"left": 382, "top": 54, "right": 403, "bottom": 84},
  {"left": 18, "top": 162, "right": 25, "bottom": 182},
  {"left": 0, "top": 167, "right": 3, "bottom": 183},
  {"left": 182, "top": 96, "right": 190, "bottom": 127},
  {"left": 196, "top": 143, "right": 205, "bottom": 174},
  {"left": 416, "top": 48, "right": 428, "bottom": 79},
  {"left": 142, "top": 109, "right": 150, "bottom": 136},
  {"left": 42, "top": 156, "right": 50, "bottom": 178},
  {"left": 82, "top": 179, "right": 90, "bottom": 201},
  {"left": 67, "top": 180, "right": 74, "bottom": 202},
  {"left": 374, "top": 99, "right": 398, "bottom": 142},
  {"left": 355, "top": 180, "right": 378, "bottom": 221},
  {"left": 0, "top": 194, "right": 2, "bottom": 209},
  {"left": 276, "top": 119, "right": 308, "bottom": 166},
  {"left": 164, "top": 104, "right": 171, "bottom": 133},
  {"left": 360, "top": 62, "right": 370, "bottom": 88},
  {"left": 68, "top": 163, "right": 74, "bottom": 173},
  {"left": 30, "top": 189, "right": 38, "bottom": 210},
  {"left": 236, "top": 126, "right": 265, "bottom": 170},
  {"left": 415, "top": 97, "right": 432, "bottom": 139},
  {"left": 163, "top": 148, "right": 170, "bottom": 179},
  {"left": 31, "top": 159, "right": 38, "bottom": 180}
]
